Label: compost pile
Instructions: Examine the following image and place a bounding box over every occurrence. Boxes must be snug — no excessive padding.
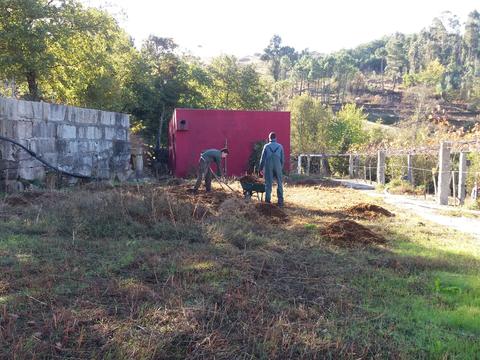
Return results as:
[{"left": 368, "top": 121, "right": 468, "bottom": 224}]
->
[
  {"left": 254, "top": 203, "right": 288, "bottom": 223},
  {"left": 321, "top": 220, "right": 386, "bottom": 246},
  {"left": 239, "top": 175, "right": 264, "bottom": 184},
  {"left": 346, "top": 203, "right": 394, "bottom": 219}
]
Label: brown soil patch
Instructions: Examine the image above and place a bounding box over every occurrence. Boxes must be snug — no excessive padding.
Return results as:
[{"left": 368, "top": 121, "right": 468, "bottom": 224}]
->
[
  {"left": 239, "top": 175, "right": 264, "bottom": 184},
  {"left": 346, "top": 203, "right": 394, "bottom": 219},
  {"left": 321, "top": 220, "right": 386, "bottom": 246},
  {"left": 254, "top": 203, "right": 288, "bottom": 223}
]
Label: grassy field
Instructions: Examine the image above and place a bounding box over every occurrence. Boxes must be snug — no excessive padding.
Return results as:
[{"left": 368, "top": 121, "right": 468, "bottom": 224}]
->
[{"left": 0, "top": 179, "right": 478, "bottom": 359}]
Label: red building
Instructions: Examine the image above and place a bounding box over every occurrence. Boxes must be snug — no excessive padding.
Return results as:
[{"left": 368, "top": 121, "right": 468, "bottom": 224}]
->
[{"left": 168, "top": 109, "right": 290, "bottom": 178}]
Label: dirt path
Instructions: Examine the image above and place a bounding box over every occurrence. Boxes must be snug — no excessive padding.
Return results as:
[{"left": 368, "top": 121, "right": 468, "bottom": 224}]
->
[{"left": 334, "top": 179, "right": 480, "bottom": 241}]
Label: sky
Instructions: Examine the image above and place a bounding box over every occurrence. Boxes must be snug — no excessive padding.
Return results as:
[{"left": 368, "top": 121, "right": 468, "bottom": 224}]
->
[{"left": 82, "top": 0, "right": 479, "bottom": 59}]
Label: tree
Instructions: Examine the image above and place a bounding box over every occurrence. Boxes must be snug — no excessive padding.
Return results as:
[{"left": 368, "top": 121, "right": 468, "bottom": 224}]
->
[
  {"left": 0, "top": 0, "right": 112, "bottom": 101},
  {"left": 289, "top": 95, "right": 368, "bottom": 158},
  {"left": 385, "top": 33, "right": 407, "bottom": 91},
  {"left": 319, "top": 55, "right": 336, "bottom": 103},
  {"left": 291, "top": 54, "right": 312, "bottom": 95},
  {"left": 127, "top": 36, "right": 192, "bottom": 147},
  {"left": 426, "top": 18, "right": 449, "bottom": 65},
  {"left": 261, "top": 35, "right": 297, "bottom": 81},
  {"left": 349, "top": 39, "right": 387, "bottom": 73},
  {"left": 0, "top": 0, "right": 65, "bottom": 99},
  {"left": 289, "top": 95, "right": 335, "bottom": 154},
  {"left": 205, "top": 55, "right": 271, "bottom": 110},
  {"left": 408, "top": 34, "right": 423, "bottom": 74},
  {"left": 464, "top": 10, "right": 480, "bottom": 64},
  {"left": 47, "top": 7, "right": 137, "bottom": 110},
  {"left": 418, "top": 59, "right": 446, "bottom": 91},
  {"left": 375, "top": 47, "right": 388, "bottom": 91},
  {"left": 332, "top": 51, "right": 357, "bottom": 102},
  {"left": 462, "top": 10, "right": 480, "bottom": 99},
  {"left": 333, "top": 103, "right": 368, "bottom": 151},
  {"left": 404, "top": 60, "right": 446, "bottom": 91}
]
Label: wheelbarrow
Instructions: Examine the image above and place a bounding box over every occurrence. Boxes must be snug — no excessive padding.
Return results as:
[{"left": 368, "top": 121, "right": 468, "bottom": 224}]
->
[{"left": 240, "top": 180, "right": 265, "bottom": 201}]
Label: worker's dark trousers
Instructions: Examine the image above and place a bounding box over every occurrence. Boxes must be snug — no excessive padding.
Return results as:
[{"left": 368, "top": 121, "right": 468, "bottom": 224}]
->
[{"left": 194, "top": 158, "right": 212, "bottom": 191}]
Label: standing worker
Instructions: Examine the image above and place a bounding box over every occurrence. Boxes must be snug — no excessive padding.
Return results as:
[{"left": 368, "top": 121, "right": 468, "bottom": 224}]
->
[
  {"left": 192, "top": 148, "right": 229, "bottom": 193},
  {"left": 259, "top": 132, "right": 284, "bottom": 207}
]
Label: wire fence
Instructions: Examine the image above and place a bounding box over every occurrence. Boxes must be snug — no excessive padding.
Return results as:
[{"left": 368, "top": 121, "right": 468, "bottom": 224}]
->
[{"left": 296, "top": 142, "right": 480, "bottom": 207}]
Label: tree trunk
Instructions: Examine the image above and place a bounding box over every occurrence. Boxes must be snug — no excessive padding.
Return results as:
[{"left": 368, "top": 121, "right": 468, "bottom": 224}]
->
[
  {"left": 380, "top": 58, "right": 385, "bottom": 92},
  {"left": 323, "top": 79, "right": 327, "bottom": 102},
  {"left": 156, "top": 104, "right": 166, "bottom": 150},
  {"left": 320, "top": 158, "right": 331, "bottom": 177},
  {"left": 26, "top": 71, "right": 39, "bottom": 101},
  {"left": 11, "top": 77, "right": 16, "bottom": 97}
]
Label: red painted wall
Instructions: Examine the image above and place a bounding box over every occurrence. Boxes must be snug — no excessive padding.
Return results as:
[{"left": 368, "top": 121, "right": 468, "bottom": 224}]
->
[{"left": 169, "top": 109, "right": 290, "bottom": 178}]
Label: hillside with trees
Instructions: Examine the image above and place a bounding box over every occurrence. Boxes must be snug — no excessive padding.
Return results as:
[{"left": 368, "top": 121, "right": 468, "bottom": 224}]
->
[{"left": 1, "top": 1, "right": 479, "bottom": 156}]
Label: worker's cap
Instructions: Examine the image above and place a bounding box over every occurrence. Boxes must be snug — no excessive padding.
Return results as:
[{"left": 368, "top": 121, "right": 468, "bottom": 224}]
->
[
  {"left": 269, "top": 132, "right": 276, "bottom": 140},
  {"left": 220, "top": 147, "right": 229, "bottom": 154}
]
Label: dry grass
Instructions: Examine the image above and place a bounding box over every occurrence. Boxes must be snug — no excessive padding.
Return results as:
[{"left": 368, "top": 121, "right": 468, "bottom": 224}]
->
[{"left": 0, "top": 179, "right": 478, "bottom": 359}]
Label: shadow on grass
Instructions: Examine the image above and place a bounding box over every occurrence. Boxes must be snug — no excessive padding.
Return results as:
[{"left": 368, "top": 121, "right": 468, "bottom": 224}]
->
[{"left": 1, "top": 187, "right": 479, "bottom": 359}]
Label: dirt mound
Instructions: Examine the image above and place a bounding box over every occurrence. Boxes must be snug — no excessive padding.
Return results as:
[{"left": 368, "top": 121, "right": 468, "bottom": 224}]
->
[
  {"left": 346, "top": 203, "right": 394, "bottom": 218},
  {"left": 254, "top": 203, "right": 288, "bottom": 222},
  {"left": 321, "top": 220, "right": 386, "bottom": 246},
  {"left": 239, "top": 175, "right": 264, "bottom": 184}
]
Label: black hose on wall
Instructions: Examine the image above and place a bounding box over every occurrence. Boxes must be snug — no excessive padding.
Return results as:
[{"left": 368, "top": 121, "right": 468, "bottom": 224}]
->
[{"left": 0, "top": 135, "right": 105, "bottom": 180}]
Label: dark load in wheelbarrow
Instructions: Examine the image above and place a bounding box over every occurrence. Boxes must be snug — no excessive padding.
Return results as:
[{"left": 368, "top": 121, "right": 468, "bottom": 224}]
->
[{"left": 239, "top": 175, "right": 265, "bottom": 201}]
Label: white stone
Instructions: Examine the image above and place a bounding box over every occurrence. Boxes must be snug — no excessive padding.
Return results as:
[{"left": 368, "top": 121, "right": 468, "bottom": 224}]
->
[
  {"left": 35, "top": 122, "right": 57, "bottom": 138},
  {"left": 17, "top": 100, "right": 32, "bottom": 119},
  {"left": 104, "top": 127, "right": 115, "bottom": 140},
  {"left": 16, "top": 121, "right": 33, "bottom": 139},
  {"left": 100, "top": 112, "right": 115, "bottom": 126},
  {"left": 49, "top": 103, "right": 67, "bottom": 122},
  {"left": 58, "top": 125, "right": 77, "bottom": 139}
]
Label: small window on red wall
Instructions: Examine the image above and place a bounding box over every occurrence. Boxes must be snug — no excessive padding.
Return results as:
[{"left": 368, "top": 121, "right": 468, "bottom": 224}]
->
[{"left": 178, "top": 119, "right": 188, "bottom": 131}]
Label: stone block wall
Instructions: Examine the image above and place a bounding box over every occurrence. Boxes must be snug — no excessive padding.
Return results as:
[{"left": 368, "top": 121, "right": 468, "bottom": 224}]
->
[{"left": 0, "top": 97, "right": 131, "bottom": 188}]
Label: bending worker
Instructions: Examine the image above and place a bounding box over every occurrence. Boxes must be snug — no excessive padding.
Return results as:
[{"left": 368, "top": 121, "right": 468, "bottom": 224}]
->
[
  {"left": 192, "top": 148, "right": 229, "bottom": 193},
  {"left": 259, "top": 132, "right": 284, "bottom": 207}
]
